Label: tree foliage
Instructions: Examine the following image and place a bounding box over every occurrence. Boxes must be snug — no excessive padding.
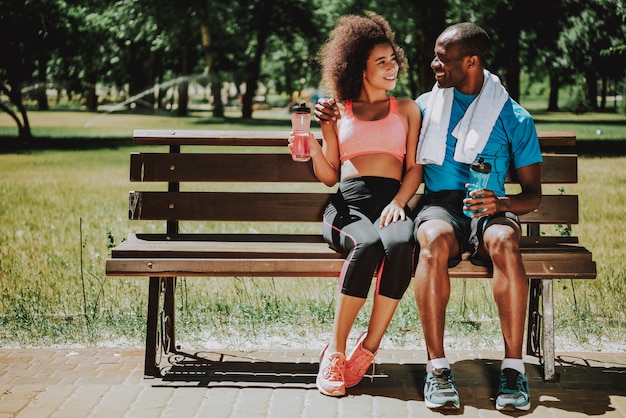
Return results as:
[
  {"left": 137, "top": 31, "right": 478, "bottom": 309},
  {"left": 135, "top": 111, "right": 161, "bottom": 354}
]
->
[
  {"left": 1, "top": 0, "right": 625, "bottom": 139},
  {"left": 1, "top": 0, "right": 72, "bottom": 139}
]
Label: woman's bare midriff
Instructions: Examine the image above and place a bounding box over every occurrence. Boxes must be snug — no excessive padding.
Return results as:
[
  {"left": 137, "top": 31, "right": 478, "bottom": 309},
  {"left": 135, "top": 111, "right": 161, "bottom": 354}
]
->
[{"left": 340, "top": 153, "right": 404, "bottom": 181}]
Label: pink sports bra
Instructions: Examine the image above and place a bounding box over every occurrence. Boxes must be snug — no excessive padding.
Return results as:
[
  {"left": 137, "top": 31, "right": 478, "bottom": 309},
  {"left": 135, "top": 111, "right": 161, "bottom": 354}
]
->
[{"left": 338, "top": 96, "right": 407, "bottom": 163}]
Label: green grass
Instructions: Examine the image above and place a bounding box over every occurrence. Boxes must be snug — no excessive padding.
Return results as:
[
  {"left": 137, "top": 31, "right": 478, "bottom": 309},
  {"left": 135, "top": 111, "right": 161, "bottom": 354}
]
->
[
  {"left": 522, "top": 95, "right": 626, "bottom": 141},
  {"left": 0, "top": 106, "right": 625, "bottom": 352},
  {"left": 0, "top": 108, "right": 294, "bottom": 140}
]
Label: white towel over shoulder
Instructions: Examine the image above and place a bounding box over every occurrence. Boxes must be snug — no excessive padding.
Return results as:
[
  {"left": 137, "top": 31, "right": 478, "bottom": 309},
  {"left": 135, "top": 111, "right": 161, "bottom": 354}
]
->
[{"left": 416, "top": 70, "right": 509, "bottom": 165}]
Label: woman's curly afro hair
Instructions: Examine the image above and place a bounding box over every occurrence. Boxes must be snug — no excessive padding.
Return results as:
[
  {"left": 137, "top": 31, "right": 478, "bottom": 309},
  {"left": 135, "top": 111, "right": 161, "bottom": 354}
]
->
[{"left": 317, "top": 11, "right": 407, "bottom": 102}]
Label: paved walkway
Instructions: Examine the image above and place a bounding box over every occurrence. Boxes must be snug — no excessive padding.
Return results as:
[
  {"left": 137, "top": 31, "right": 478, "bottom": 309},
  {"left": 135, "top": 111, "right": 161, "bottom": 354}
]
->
[{"left": 0, "top": 348, "right": 624, "bottom": 417}]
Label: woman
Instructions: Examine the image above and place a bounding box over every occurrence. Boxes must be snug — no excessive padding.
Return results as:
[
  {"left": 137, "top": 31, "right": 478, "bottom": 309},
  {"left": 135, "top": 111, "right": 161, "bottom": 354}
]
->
[{"left": 290, "top": 12, "right": 421, "bottom": 397}]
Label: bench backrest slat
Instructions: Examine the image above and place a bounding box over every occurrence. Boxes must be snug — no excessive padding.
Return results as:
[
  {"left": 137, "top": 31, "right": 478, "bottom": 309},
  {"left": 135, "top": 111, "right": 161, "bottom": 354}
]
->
[
  {"left": 133, "top": 129, "right": 290, "bottom": 146},
  {"left": 129, "top": 191, "right": 330, "bottom": 222},
  {"left": 130, "top": 153, "right": 577, "bottom": 184},
  {"left": 132, "top": 129, "right": 576, "bottom": 148},
  {"left": 131, "top": 153, "right": 317, "bottom": 183},
  {"left": 129, "top": 192, "right": 578, "bottom": 224}
]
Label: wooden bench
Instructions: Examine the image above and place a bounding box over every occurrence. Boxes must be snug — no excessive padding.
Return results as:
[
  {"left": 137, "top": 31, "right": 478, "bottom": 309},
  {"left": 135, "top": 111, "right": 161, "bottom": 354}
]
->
[{"left": 105, "top": 129, "right": 597, "bottom": 381}]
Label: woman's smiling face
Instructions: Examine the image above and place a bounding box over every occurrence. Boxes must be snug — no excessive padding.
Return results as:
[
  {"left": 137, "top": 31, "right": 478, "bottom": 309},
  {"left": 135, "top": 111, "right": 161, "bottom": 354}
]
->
[{"left": 363, "top": 43, "right": 399, "bottom": 91}]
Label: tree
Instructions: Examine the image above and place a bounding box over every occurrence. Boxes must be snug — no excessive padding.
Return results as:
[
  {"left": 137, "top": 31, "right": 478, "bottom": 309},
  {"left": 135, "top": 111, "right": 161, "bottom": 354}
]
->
[
  {"left": 601, "top": 45, "right": 626, "bottom": 113},
  {"left": 515, "top": 0, "right": 571, "bottom": 111},
  {"left": 447, "top": 0, "right": 528, "bottom": 101},
  {"left": 0, "top": 0, "right": 70, "bottom": 139},
  {"left": 236, "top": 0, "right": 317, "bottom": 118},
  {"left": 557, "top": 0, "right": 626, "bottom": 111},
  {"left": 196, "top": 0, "right": 226, "bottom": 117},
  {"left": 99, "top": 0, "right": 171, "bottom": 113}
]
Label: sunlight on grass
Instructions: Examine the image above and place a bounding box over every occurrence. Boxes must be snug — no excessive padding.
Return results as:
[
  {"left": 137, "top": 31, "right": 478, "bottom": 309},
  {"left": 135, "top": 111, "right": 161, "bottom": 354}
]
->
[
  {"left": 0, "top": 108, "right": 293, "bottom": 139},
  {"left": 0, "top": 114, "right": 625, "bottom": 351}
]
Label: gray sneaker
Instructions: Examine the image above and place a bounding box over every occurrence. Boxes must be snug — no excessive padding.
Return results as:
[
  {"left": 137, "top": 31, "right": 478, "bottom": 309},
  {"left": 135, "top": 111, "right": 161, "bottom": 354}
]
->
[
  {"left": 423, "top": 368, "right": 460, "bottom": 409},
  {"left": 495, "top": 368, "right": 531, "bottom": 411}
]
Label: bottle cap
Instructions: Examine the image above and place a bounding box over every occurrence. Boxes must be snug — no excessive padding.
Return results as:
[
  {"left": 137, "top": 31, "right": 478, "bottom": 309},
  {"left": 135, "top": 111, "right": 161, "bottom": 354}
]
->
[
  {"left": 471, "top": 157, "right": 491, "bottom": 173},
  {"left": 290, "top": 103, "right": 310, "bottom": 113}
]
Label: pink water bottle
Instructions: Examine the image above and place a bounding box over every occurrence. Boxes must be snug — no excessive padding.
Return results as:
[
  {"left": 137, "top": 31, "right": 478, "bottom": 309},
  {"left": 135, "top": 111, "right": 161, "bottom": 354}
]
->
[{"left": 290, "top": 103, "right": 311, "bottom": 162}]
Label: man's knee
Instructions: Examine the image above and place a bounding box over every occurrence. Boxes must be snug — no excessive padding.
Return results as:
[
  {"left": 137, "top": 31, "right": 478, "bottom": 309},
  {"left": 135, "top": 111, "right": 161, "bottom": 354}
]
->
[
  {"left": 415, "top": 220, "right": 457, "bottom": 259},
  {"left": 483, "top": 224, "right": 521, "bottom": 258}
]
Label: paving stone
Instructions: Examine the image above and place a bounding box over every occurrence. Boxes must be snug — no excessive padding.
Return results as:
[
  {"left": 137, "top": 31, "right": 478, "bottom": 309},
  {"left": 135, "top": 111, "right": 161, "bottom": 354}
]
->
[
  {"left": 17, "top": 385, "right": 77, "bottom": 418},
  {"left": 0, "top": 348, "right": 623, "bottom": 417}
]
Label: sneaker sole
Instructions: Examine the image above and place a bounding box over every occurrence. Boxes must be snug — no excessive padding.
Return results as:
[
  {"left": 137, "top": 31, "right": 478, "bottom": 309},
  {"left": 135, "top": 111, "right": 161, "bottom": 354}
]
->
[
  {"left": 495, "top": 401, "right": 530, "bottom": 411},
  {"left": 316, "top": 381, "right": 345, "bottom": 397},
  {"left": 425, "top": 399, "right": 460, "bottom": 409}
]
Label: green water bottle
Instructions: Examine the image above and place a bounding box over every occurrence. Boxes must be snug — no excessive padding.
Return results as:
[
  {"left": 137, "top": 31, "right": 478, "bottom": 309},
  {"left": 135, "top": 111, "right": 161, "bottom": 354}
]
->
[{"left": 463, "top": 157, "right": 491, "bottom": 217}]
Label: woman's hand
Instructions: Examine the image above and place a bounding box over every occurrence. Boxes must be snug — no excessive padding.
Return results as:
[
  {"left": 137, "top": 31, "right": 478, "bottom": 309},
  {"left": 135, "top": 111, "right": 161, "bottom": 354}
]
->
[
  {"left": 288, "top": 132, "right": 321, "bottom": 158},
  {"left": 380, "top": 201, "right": 406, "bottom": 227}
]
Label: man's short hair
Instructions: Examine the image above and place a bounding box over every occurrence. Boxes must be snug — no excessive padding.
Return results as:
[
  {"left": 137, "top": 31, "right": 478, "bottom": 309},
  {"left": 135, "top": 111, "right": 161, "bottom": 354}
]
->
[{"left": 444, "top": 22, "right": 490, "bottom": 63}]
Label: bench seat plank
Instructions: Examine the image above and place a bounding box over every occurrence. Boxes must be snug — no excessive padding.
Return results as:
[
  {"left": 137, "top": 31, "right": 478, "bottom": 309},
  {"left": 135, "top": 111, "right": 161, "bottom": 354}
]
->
[
  {"left": 110, "top": 241, "right": 594, "bottom": 261},
  {"left": 120, "top": 233, "right": 582, "bottom": 245},
  {"left": 106, "top": 257, "right": 596, "bottom": 279},
  {"left": 111, "top": 234, "right": 592, "bottom": 259},
  {"left": 107, "top": 234, "right": 596, "bottom": 279}
]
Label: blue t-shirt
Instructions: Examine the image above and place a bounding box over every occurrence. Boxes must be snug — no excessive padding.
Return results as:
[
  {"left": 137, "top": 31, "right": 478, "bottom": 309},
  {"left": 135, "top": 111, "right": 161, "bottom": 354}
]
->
[{"left": 416, "top": 89, "right": 542, "bottom": 196}]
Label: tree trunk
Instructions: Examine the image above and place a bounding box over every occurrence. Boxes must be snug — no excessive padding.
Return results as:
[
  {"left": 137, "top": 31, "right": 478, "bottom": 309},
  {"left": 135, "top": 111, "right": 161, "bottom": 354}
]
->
[
  {"left": 145, "top": 50, "right": 156, "bottom": 111},
  {"left": 585, "top": 71, "right": 598, "bottom": 111},
  {"left": 36, "top": 58, "right": 48, "bottom": 111},
  {"left": 548, "top": 73, "right": 560, "bottom": 111},
  {"left": 414, "top": 5, "right": 446, "bottom": 96},
  {"left": 600, "top": 75, "right": 607, "bottom": 111},
  {"left": 503, "top": 38, "right": 521, "bottom": 102},
  {"left": 84, "top": 71, "right": 98, "bottom": 112},
  {"left": 241, "top": 1, "right": 274, "bottom": 119},
  {"left": 198, "top": 19, "right": 224, "bottom": 118},
  {"left": 211, "top": 73, "right": 224, "bottom": 118},
  {"left": 177, "top": 80, "right": 189, "bottom": 116},
  {"left": 177, "top": 46, "right": 189, "bottom": 117},
  {"left": 127, "top": 42, "right": 154, "bottom": 112},
  {"left": 1, "top": 81, "right": 33, "bottom": 141}
]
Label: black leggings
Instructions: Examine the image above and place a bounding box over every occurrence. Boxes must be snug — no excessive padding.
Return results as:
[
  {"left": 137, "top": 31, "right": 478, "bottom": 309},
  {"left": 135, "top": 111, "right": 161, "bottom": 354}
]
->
[{"left": 322, "top": 177, "right": 415, "bottom": 299}]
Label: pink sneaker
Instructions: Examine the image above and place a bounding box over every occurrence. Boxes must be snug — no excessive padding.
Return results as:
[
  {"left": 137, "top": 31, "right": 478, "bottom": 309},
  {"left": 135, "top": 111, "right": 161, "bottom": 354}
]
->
[
  {"left": 316, "top": 345, "right": 346, "bottom": 397},
  {"left": 344, "top": 333, "right": 377, "bottom": 388}
]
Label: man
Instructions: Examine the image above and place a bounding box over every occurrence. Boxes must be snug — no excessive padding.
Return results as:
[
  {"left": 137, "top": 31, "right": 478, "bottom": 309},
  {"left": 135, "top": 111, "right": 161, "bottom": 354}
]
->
[{"left": 411, "top": 22, "right": 541, "bottom": 411}]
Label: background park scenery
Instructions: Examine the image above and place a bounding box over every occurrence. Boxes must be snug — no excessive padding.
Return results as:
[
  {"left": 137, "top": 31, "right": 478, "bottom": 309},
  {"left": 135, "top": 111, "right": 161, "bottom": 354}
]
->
[{"left": 1, "top": 0, "right": 625, "bottom": 353}]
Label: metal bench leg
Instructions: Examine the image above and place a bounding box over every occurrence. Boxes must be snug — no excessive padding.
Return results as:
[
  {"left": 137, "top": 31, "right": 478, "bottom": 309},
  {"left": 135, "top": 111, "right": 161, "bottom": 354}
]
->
[
  {"left": 542, "top": 279, "right": 557, "bottom": 381},
  {"left": 144, "top": 277, "right": 160, "bottom": 378},
  {"left": 526, "top": 279, "right": 541, "bottom": 358},
  {"left": 163, "top": 277, "right": 176, "bottom": 353}
]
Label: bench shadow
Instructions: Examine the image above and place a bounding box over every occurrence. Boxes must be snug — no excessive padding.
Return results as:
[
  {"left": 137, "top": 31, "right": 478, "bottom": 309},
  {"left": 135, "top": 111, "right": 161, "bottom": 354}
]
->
[
  {"left": 152, "top": 350, "right": 626, "bottom": 415},
  {"left": 153, "top": 349, "right": 423, "bottom": 401}
]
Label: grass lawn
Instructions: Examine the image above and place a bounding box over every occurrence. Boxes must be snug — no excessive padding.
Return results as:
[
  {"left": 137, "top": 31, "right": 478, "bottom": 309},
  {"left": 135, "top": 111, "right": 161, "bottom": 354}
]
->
[
  {"left": 1, "top": 99, "right": 625, "bottom": 142},
  {"left": 0, "top": 107, "right": 293, "bottom": 140},
  {"left": 0, "top": 105, "right": 624, "bottom": 352}
]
